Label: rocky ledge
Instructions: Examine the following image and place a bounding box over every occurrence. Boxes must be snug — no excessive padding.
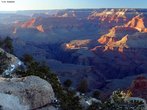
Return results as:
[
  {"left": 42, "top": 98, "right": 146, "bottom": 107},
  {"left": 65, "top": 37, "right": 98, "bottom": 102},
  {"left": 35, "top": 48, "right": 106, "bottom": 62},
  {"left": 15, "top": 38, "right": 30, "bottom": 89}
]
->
[{"left": 0, "top": 76, "right": 56, "bottom": 110}]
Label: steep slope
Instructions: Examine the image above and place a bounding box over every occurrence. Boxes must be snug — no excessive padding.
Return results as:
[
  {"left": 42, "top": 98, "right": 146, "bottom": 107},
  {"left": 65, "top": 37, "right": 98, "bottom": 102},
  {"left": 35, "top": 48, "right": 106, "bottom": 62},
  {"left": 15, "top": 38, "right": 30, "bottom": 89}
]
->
[
  {"left": 125, "top": 15, "right": 147, "bottom": 32},
  {"left": 13, "top": 18, "right": 45, "bottom": 33},
  {"left": 98, "top": 27, "right": 116, "bottom": 44},
  {"left": 21, "top": 18, "right": 36, "bottom": 28}
]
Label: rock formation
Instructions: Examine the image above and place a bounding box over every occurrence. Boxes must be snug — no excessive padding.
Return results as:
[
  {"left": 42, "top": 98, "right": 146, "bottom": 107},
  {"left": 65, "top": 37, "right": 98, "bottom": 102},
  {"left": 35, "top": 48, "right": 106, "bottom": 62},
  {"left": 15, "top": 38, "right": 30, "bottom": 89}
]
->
[
  {"left": 88, "top": 9, "right": 127, "bottom": 23},
  {"left": 36, "top": 25, "right": 44, "bottom": 32},
  {"left": 54, "top": 11, "right": 76, "bottom": 18},
  {"left": 97, "top": 15, "right": 147, "bottom": 52},
  {"left": 130, "top": 76, "right": 147, "bottom": 101},
  {"left": 21, "top": 18, "right": 36, "bottom": 28},
  {"left": 1, "top": 9, "right": 147, "bottom": 92},
  {"left": 103, "top": 34, "right": 128, "bottom": 52},
  {"left": 0, "top": 76, "right": 55, "bottom": 110},
  {"left": 125, "top": 15, "right": 147, "bottom": 32},
  {"left": 65, "top": 39, "right": 91, "bottom": 49},
  {"left": 98, "top": 27, "right": 116, "bottom": 44},
  {"left": 13, "top": 18, "right": 45, "bottom": 33}
]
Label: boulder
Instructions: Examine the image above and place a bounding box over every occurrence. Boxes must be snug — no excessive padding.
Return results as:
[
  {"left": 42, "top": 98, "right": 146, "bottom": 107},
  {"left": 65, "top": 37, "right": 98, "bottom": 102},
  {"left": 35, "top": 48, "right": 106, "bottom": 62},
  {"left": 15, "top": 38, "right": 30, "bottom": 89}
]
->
[{"left": 0, "top": 76, "right": 55, "bottom": 110}]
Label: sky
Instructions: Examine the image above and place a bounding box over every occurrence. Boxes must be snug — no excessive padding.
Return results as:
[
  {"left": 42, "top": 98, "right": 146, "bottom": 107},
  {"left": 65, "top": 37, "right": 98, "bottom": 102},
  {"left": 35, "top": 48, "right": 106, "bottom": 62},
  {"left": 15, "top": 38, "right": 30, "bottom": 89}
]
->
[{"left": 0, "top": 0, "right": 147, "bottom": 11}]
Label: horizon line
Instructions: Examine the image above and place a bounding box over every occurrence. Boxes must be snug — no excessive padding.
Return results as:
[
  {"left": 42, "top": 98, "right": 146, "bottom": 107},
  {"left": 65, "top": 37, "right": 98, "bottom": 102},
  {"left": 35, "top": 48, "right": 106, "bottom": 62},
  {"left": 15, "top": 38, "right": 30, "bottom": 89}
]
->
[{"left": 0, "top": 8, "right": 147, "bottom": 12}]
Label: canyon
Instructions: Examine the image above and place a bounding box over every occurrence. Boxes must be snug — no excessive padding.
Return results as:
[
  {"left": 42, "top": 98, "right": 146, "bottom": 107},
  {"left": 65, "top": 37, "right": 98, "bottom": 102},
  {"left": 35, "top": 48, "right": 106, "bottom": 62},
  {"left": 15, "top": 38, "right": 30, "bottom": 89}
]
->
[{"left": 0, "top": 9, "right": 147, "bottom": 93}]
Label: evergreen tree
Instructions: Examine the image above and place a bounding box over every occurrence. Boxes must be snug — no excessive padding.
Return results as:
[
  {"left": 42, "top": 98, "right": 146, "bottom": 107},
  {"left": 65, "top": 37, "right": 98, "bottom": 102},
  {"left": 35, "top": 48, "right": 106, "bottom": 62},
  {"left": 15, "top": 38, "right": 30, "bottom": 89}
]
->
[
  {"left": 2, "top": 37, "right": 13, "bottom": 53},
  {"left": 77, "top": 79, "right": 88, "bottom": 93},
  {"left": 64, "top": 79, "right": 72, "bottom": 88},
  {"left": 93, "top": 90, "right": 100, "bottom": 99}
]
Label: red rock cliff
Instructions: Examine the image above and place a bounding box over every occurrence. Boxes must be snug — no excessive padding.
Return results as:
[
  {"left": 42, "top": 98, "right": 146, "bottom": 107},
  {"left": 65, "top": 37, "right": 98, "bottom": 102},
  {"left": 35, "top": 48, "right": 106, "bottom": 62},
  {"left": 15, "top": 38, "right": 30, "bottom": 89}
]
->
[{"left": 130, "top": 76, "right": 147, "bottom": 100}]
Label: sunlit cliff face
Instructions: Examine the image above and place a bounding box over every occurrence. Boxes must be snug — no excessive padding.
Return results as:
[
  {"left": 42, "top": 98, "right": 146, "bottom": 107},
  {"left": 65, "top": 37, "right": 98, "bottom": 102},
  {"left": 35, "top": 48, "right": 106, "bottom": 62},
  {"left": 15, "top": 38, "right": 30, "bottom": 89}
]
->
[
  {"left": 13, "top": 18, "right": 45, "bottom": 33},
  {"left": 125, "top": 15, "right": 147, "bottom": 32},
  {"left": 103, "top": 34, "right": 128, "bottom": 52},
  {"left": 65, "top": 40, "right": 91, "bottom": 50},
  {"left": 88, "top": 9, "right": 127, "bottom": 23},
  {"left": 98, "top": 15, "right": 147, "bottom": 52},
  {"left": 36, "top": 25, "right": 44, "bottom": 32},
  {"left": 98, "top": 27, "right": 116, "bottom": 44},
  {"left": 21, "top": 18, "right": 36, "bottom": 28}
]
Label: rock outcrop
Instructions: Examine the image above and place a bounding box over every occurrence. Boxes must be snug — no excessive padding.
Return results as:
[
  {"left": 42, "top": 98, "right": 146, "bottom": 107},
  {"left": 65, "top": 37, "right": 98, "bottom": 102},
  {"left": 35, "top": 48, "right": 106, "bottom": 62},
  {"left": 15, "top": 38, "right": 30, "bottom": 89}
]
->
[
  {"left": 65, "top": 39, "right": 91, "bottom": 50},
  {"left": 21, "top": 18, "right": 36, "bottom": 28},
  {"left": 103, "top": 34, "right": 128, "bottom": 52},
  {"left": 0, "top": 76, "right": 55, "bottom": 110},
  {"left": 98, "top": 27, "right": 116, "bottom": 44},
  {"left": 88, "top": 9, "right": 127, "bottom": 23},
  {"left": 125, "top": 15, "right": 147, "bottom": 32},
  {"left": 97, "top": 15, "right": 147, "bottom": 52},
  {"left": 36, "top": 25, "right": 44, "bottom": 32},
  {"left": 130, "top": 76, "right": 147, "bottom": 101},
  {"left": 13, "top": 18, "right": 45, "bottom": 33}
]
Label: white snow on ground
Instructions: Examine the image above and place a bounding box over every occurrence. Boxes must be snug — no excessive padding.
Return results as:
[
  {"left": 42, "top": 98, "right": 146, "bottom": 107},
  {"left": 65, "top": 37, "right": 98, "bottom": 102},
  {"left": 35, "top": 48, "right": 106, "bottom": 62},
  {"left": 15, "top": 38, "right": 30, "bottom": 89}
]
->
[
  {"left": 0, "top": 48, "right": 23, "bottom": 76},
  {"left": 2, "top": 59, "right": 22, "bottom": 76}
]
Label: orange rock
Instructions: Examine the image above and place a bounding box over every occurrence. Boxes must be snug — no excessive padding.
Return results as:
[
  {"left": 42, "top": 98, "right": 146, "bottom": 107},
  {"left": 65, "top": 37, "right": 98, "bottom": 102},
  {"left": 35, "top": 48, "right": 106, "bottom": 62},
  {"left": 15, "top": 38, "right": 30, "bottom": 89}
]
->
[
  {"left": 130, "top": 76, "right": 147, "bottom": 100},
  {"left": 125, "top": 15, "right": 147, "bottom": 32},
  {"left": 36, "top": 25, "right": 44, "bottom": 32},
  {"left": 21, "top": 18, "right": 36, "bottom": 28},
  {"left": 98, "top": 36, "right": 107, "bottom": 44},
  {"left": 98, "top": 27, "right": 116, "bottom": 44}
]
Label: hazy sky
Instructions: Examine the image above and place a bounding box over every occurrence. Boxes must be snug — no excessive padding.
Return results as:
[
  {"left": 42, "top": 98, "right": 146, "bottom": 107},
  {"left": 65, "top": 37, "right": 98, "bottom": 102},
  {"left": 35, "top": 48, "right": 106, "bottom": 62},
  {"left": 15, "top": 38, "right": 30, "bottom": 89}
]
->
[{"left": 0, "top": 0, "right": 147, "bottom": 11}]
